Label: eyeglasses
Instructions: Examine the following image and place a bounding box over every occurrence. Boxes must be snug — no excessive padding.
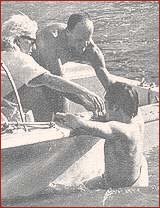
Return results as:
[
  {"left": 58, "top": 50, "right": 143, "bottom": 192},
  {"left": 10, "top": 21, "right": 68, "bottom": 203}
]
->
[{"left": 20, "top": 35, "right": 36, "bottom": 45}]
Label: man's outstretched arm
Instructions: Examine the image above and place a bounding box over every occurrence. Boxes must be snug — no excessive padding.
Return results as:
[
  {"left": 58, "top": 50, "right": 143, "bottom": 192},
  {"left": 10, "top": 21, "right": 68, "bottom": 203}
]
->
[{"left": 28, "top": 72, "right": 105, "bottom": 114}]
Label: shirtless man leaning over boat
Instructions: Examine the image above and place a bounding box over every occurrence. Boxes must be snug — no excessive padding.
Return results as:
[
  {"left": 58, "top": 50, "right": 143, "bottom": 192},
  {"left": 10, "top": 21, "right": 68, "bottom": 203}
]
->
[
  {"left": 2, "top": 14, "right": 105, "bottom": 122},
  {"left": 56, "top": 82, "right": 149, "bottom": 189},
  {"left": 31, "top": 12, "right": 111, "bottom": 120}
]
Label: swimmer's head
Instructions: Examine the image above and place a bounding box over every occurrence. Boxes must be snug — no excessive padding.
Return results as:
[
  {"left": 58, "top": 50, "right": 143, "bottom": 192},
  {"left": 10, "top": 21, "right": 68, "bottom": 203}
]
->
[
  {"left": 66, "top": 13, "right": 94, "bottom": 54},
  {"left": 104, "top": 82, "right": 139, "bottom": 119},
  {"left": 2, "top": 14, "right": 38, "bottom": 51}
]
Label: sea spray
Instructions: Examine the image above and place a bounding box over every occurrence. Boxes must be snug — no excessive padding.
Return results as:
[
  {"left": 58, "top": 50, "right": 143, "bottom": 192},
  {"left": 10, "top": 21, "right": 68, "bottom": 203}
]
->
[{"left": 102, "top": 183, "right": 158, "bottom": 206}]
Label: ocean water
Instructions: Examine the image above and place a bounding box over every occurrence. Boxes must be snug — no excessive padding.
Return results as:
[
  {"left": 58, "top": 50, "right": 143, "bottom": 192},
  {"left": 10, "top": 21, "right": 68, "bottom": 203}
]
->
[{"left": 1, "top": 1, "right": 159, "bottom": 207}]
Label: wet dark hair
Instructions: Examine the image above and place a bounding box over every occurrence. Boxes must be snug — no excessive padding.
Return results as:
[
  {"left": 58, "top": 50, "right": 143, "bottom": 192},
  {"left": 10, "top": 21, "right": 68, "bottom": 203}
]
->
[
  {"left": 67, "top": 13, "right": 91, "bottom": 31},
  {"left": 105, "top": 82, "right": 139, "bottom": 118}
]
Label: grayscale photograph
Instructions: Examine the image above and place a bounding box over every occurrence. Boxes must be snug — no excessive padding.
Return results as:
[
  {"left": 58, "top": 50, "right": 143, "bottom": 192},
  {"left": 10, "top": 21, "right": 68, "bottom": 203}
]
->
[{"left": 1, "top": 1, "right": 159, "bottom": 207}]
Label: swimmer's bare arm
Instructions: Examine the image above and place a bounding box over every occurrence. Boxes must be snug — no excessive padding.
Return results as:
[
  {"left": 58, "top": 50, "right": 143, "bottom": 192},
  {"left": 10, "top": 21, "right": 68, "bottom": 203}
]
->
[
  {"left": 28, "top": 72, "right": 105, "bottom": 113},
  {"left": 55, "top": 113, "right": 129, "bottom": 140}
]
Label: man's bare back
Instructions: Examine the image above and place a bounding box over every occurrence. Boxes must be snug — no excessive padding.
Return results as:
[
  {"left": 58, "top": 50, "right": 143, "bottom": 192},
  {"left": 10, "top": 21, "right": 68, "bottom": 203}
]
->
[
  {"left": 33, "top": 14, "right": 110, "bottom": 88},
  {"left": 103, "top": 115, "right": 145, "bottom": 188},
  {"left": 55, "top": 82, "right": 149, "bottom": 189}
]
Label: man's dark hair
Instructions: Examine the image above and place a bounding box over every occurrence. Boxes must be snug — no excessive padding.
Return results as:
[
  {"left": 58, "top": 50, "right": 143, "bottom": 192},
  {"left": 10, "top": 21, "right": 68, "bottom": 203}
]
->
[
  {"left": 67, "top": 13, "right": 91, "bottom": 31},
  {"left": 105, "top": 82, "right": 139, "bottom": 118}
]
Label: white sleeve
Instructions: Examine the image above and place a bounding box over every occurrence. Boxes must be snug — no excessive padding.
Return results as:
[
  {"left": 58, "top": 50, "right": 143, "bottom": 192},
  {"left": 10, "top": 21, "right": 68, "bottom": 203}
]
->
[{"left": 2, "top": 51, "right": 50, "bottom": 96}]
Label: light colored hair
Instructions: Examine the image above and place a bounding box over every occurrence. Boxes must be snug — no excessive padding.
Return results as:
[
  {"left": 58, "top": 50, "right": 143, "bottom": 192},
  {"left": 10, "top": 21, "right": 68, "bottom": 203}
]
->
[{"left": 2, "top": 14, "right": 38, "bottom": 50}]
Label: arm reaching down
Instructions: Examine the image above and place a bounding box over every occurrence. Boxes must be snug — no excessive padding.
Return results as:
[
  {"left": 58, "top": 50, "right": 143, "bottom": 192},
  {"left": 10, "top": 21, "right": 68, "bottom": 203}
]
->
[
  {"left": 85, "top": 41, "right": 112, "bottom": 90},
  {"left": 28, "top": 72, "right": 105, "bottom": 114}
]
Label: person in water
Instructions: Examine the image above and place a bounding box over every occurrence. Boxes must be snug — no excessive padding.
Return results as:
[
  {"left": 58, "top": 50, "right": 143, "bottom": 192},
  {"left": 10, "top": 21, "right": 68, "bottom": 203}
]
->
[
  {"left": 31, "top": 12, "right": 111, "bottom": 120},
  {"left": 56, "top": 82, "right": 149, "bottom": 189},
  {"left": 2, "top": 14, "right": 105, "bottom": 122}
]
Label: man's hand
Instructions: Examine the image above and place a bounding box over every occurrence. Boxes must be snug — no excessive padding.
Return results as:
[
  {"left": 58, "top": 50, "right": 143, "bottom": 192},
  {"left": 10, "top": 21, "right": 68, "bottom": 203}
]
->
[
  {"left": 55, "top": 113, "right": 84, "bottom": 129},
  {"left": 79, "top": 92, "right": 106, "bottom": 116}
]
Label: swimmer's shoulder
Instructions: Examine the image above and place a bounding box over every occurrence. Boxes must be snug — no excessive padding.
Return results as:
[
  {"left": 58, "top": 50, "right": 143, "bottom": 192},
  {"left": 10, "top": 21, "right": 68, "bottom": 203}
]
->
[{"left": 105, "top": 119, "right": 142, "bottom": 143}]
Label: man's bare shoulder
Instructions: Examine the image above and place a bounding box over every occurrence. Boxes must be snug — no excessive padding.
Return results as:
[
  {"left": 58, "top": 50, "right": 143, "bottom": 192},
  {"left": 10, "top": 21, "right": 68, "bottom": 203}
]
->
[
  {"left": 37, "top": 23, "right": 66, "bottom": 38},
  {"left": 44, "top": 23, "right": 66, "bottom": 33},
  {"left": 36, "top": 23, "right": 67, "bottom": 52},
  {"left": 106, "top": 119, "right": 141, "bottom": 141}
]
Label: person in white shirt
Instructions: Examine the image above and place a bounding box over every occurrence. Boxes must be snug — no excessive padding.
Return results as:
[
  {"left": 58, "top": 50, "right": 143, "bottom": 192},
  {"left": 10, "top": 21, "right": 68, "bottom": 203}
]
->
[{"left": 2, "top": 14, "right": 105, "bottom": 121}]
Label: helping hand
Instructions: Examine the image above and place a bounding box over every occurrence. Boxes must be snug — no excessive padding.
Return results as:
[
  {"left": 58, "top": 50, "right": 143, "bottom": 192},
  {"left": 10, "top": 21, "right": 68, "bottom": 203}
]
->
[{"left": 80, "top": 92, "right": 106, "bottom": 116}]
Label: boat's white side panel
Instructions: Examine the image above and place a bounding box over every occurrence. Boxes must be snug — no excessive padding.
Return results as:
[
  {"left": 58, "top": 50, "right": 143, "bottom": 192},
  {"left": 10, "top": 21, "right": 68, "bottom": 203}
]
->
[
  {"left": 2, "top": 134, "right": 100, "bottom": 198},
  {"left": 53, "top": 139, "right": 105, "bottom": 185},
  {"left": 2, "top": 126, "right": 70, "bottom": 149}
]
